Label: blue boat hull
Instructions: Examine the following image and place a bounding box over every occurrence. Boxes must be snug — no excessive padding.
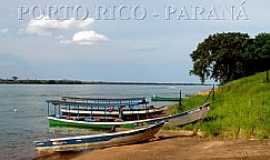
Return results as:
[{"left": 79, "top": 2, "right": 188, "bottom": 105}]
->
[{"left": 34, "top": 121, "right": 164, "bottom": 154}]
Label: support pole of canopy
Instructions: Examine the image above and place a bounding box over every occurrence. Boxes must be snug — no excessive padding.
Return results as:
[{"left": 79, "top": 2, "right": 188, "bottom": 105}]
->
[
  {"left": 120, "top": 100, "right": 122, "bottom": 120},
  {"left": 58, "top": 104, "right": 61, "bottom": 118},
  {"left": 146, "top": 102, "right": 149, "bottom": 119},
  {"left": 119, "top": 100, "right": 122, "bottom": 120},
  {"left": 54, "top": 104, "right": 56, "bottom": 117},
  {"left": 87, "top": 104, "right": 90, "bottom": 120},
  {"left": 105, "top": 100, "right": 109, "bottom": 119},
  {"left": 179, "top": 90, "right": 182, "bottom": 106},
  {"left": 47, "top": 102, "right": 50, "bottom": 116},
  {"left": 77, "top": 105, "right": 79, "bottom": 120},
  {"left": 97, "top": 100, "right": 99, "bottom": 112},
  {"left": 91, "top": 104, "right": 93, "bottom": 119},
  {"left": 136, "top": 101, "right": 139, "bottom": 120},
  {"left": 68, "top": 104, "right": 70, "bottom": 120}
]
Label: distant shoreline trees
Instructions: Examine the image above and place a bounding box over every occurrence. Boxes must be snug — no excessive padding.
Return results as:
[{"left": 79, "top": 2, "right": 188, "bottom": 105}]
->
[
  {"left": 190, "top": 32, "right": 270, "bottom": 84},
  {"left": 12, "top": 76, "right": 18, "bottom": 81}
]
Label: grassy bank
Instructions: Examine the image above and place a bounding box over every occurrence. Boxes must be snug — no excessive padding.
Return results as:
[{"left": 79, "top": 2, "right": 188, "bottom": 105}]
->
[{"left": 167, "top": 71, "right": 270, "bottom": 139}]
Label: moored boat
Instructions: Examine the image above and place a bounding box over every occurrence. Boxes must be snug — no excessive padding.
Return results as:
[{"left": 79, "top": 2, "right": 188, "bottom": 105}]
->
[
  {"left": 34, "top": 121, "right": 164, "bottom": 154},
  {"left": 46, "top": 97, "right": 167, "bottom": 129},
  {"left": 48, "top": 103, "right": 210, "bottom": 129},
  {"left": 151, "top": 96, "right": 181, "bottom": 102}
]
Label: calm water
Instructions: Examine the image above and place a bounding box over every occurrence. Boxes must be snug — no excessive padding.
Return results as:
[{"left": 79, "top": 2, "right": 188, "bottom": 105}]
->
[{"left": 0, "top": 84, "right": 210, "bottom": 160}]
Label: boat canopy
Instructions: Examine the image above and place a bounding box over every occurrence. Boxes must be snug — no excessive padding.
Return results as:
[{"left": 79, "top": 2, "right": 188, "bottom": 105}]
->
[
  {"left": 62, "top": 96, "right": 146, "bottom": 102},
  {"left": 47, "top": 100, "right": 146, "bottom": 108}
]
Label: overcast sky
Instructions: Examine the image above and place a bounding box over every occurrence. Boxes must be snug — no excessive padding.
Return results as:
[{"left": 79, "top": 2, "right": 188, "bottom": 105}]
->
[{"left": 0, "top": 0, "right": 268, "bottom": 82}]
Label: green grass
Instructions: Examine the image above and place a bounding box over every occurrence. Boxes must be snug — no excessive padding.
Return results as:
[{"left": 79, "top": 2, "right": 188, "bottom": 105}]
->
[{"left": 168, "top": 71, "right": 270, "bottom": 139}]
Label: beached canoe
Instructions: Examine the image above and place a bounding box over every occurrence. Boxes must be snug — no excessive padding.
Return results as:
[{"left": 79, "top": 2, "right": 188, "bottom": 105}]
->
[
  {"left": 48, "top": 103, "right": 210, "bottom": 129},
  {"left": 34, "top": 121, "right": 164, "bottom": 154}
]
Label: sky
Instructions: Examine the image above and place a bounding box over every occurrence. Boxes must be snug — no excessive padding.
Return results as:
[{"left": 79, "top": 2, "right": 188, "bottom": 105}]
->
[{"left": 0, "top": 0, "right": 269, "bottom": 82}]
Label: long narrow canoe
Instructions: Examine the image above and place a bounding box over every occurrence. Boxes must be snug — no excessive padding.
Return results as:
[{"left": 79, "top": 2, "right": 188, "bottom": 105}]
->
[
  {"left": 34, "top": 121, "right": 164, "bottom": 154},
  {"left": 151, "top": 96, "right": 181, "bottom": 102},
  {"left": 48, "top": 103, "right": 210, "bottom": 129}
]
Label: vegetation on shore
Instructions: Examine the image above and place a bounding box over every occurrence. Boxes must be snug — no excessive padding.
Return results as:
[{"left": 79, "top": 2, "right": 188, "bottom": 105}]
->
[
  {"left": 191, "top": 32, "right": 270, "bottom": 84},
  {"left": 167, "top": 71, "right": 270, "bottom": 139},
  {"left": 0, "top": 79, "right": 84, "bottom": 84}
]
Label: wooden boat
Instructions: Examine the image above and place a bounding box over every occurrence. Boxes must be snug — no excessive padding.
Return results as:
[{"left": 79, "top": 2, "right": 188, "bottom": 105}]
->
[
  {"left": 47, "top": 97, "right": 167, "bottom": 129},
  {"left": 48, "top": 103, "right": 210, "bottom": 129},
  {"left": 53, "top": 104, "right": 166, "bottom": 122},
  {"left": 34, "top": 121, "right": 164, "bottom": 154},
  {"left": 151, "top": 96, "right": 181, "bottom": 102}
]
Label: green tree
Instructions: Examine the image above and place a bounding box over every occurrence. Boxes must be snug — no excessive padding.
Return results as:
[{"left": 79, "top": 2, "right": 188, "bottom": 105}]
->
[
  {"left": 253, "top": 33, "right": 270, "bottom": 71},
  {"left": 191, "top": 32, "right": 250, "bottom": 84},
  {"left": 12, "top": 76, "right": 18, "bottom": 81},
  {"left": 245, "top": 33, "right": 270, "bottom": 82}
]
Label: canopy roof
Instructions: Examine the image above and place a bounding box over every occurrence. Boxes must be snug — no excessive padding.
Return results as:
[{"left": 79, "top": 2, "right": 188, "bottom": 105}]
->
[
  {"left": 47, "top": 100, "right": 147, "bottom": 108},
  {"left": 62, "top": 97, "right": 146, "bottom": 102}
]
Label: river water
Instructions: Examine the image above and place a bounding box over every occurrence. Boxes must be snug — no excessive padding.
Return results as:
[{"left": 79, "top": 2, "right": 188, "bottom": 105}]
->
[{"left": 0, "top": 84, "right": 210, "bottom": 160}]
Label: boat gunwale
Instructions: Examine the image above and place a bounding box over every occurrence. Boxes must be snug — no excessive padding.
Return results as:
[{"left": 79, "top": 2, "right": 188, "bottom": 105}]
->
[
  {"left": 59, "top": 106, "right": 166, "bottom": 115},
  {"left": 34, "top": 121, "right": 164, "bottom": 144}
]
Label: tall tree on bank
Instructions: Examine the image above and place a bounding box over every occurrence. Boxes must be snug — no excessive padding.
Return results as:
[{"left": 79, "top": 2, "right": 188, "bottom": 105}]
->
[
  {"left": 190, "top": 32, "right": 250, "bottom": 84},
  {"left": 252, "top": 33, "right": 270, "bottom": 71},
  {"left": 245, "top": 33, "right": 270, "bottom": 82}
]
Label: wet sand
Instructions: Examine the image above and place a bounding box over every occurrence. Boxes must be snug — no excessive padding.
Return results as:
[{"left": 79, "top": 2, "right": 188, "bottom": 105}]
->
[{"left": 65, "top": 131, "right": 270, "bottom": 160}]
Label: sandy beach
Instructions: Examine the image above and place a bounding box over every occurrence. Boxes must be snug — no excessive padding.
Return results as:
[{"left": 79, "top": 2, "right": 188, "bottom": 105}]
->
[{"left": 56, "top": 130, "right": 270, "bottom": 160}]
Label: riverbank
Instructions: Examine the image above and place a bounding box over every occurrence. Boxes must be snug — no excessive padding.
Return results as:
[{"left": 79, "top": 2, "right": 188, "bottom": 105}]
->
[
  {"left": 168, "top": 71, "right": 270, "bottom": 139},
  {"left": 33, "top": 72, "right": 270, "bottom": 160},
  {"left": 63, "top": 130, "right": 270, "bottom": 160}
]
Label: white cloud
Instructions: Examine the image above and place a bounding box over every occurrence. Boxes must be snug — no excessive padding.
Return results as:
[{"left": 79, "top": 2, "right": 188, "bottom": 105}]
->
[
  {"left": 22, "top": 16, "right": 108, "bottom": 45},
  {"left": 60, "top": 31, "right": 109, "bottom": 45},
  {"left": 0, "top": 28, "right": 9, "bottom": 33},
  {"left": 25, "top": 16, "right": 94, "bottom": 36}
]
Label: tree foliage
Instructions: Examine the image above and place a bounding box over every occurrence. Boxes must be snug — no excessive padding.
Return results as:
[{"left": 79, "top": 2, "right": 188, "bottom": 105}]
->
[
  {"left": 191, "top": 32, "right": 270, "bottom": 84},
  {"left": 12, "top": 76, "right": 18, "bottom": 81}
]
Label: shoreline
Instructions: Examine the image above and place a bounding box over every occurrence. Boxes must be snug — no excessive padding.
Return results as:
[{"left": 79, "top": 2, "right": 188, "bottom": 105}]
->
[
  {"left": 43, "top": 130, "right": 270, "bottom": 160},
  {"left": 0, "top": 80, "right": 211, "bottom": 86},
  {"left": 32, "top": 75, "right": 270, "bottom": 160}
]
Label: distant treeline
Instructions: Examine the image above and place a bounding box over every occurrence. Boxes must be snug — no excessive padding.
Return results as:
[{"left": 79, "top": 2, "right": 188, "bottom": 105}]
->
[
  {"left": 0, "top": 79, "right": 83, "bottom": 84},
  {"left": 0, "top": 79, "right": 210, "bottom": 86}
]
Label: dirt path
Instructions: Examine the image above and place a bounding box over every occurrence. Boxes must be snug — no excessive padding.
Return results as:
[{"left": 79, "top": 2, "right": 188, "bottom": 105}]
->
[{"left": 69, "top": 131, "right": 270, "bottom": 160}]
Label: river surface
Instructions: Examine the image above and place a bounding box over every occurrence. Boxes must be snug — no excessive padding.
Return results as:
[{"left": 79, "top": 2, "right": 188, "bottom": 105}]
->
[{"left": 0, "top": 84, "right": 210, "bottom": 160}]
